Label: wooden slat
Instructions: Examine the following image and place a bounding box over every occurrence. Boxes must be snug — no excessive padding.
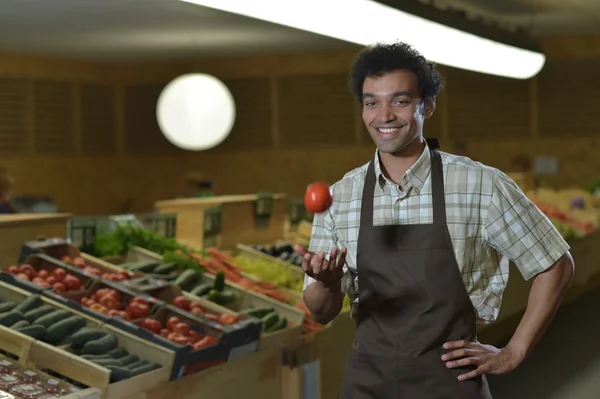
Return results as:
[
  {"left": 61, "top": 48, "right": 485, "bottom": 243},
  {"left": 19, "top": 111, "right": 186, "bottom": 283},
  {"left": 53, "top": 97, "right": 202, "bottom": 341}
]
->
[
  {"left": 80, "top": 83, "right": 118, "bottom": 155},
  {"left": 446, "top": 67, "right": 530, "bottom": 140},
  {"left": 33, "top": 80, "right": 75, "bottom": 154},
  {"left": 124, "top": 83, "right": 182, "bottom": 155},
  {"left": 538, "top": 59, "right": 600, "bottom": 136},
  {"left": 279, "top": 74, "right": 355, "bottom": 147},
  {"left": 0, "top": 77, "right": 27, "bottom": 155},
  {"left": 219, "top": 77, "right": 272, "bottom": 149}
]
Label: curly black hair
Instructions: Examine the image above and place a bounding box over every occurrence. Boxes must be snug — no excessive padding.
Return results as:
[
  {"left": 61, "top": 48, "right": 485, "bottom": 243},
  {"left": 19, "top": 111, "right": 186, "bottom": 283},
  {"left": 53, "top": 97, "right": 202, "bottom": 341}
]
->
[{"left": 348, "top": 42, "right": 444, "bottom": 108}]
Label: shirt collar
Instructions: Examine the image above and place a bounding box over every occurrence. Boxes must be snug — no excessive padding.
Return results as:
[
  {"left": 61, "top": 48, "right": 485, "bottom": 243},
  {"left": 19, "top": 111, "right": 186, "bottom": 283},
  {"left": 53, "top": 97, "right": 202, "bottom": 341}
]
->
[{"left": 373, "top": 141, "right": 432, "bottom": 194}]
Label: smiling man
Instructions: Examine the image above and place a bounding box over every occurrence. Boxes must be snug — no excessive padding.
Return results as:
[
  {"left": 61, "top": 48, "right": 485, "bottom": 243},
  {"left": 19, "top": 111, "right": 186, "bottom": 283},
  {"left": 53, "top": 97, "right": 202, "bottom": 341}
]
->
[{"left": 295, "top": 42, "right": 574, "bottom": 398}]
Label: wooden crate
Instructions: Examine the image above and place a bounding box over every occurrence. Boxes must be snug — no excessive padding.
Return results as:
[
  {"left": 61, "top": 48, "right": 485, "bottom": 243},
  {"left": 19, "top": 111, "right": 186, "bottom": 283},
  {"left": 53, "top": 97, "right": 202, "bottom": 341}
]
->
[
  {"left": 0, "top": 213, "right": 71, "bottom": 266},
  {"left": 0, "top": 281, "right": 174, "bottom": 399},
  {"left": 154, "top": 193, "right": 288, "bottom": 251}
]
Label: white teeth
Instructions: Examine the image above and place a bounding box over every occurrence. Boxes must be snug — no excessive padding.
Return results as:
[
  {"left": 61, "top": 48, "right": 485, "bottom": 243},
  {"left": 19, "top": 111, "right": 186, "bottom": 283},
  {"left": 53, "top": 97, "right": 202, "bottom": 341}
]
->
[{"left": 378, "top": 128, "right": 398, "bottom": 134}]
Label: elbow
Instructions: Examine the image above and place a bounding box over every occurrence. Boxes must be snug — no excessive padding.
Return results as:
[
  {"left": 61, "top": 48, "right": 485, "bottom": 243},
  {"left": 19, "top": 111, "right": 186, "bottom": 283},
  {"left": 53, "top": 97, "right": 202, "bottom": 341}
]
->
[{"left": 551, "top": 252, "right": 575, "bottom": 289}]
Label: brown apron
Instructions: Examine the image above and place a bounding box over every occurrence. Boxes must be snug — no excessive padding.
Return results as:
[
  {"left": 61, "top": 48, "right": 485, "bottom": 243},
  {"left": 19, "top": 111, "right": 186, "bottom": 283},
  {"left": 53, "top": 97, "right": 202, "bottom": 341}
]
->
[{"left": 341, "top": 139, "right": 493, "bottom": 399}]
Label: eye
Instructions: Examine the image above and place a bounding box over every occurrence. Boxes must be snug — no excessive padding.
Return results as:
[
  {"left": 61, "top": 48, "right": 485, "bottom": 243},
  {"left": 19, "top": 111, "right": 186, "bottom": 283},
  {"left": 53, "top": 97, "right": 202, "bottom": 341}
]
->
[
  {"left": 364, "top": 101, "right": 376, "bottom": 107},
  {"left": 394, "top": 99, "right": 410, "bottom": 105}
]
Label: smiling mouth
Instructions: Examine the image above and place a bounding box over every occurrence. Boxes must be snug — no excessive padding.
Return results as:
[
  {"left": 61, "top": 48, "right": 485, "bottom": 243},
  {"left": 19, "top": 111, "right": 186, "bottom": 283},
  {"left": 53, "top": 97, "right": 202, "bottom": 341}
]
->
[{"left": 376, "top": 127, "right": 401, "bottom": 134}]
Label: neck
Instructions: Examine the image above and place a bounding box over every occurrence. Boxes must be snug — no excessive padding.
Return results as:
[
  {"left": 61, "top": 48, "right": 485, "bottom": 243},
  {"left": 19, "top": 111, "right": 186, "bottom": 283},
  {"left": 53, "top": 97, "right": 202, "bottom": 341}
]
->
[{"left": 378, "top": 137, "right": 426, "bottom": 184}]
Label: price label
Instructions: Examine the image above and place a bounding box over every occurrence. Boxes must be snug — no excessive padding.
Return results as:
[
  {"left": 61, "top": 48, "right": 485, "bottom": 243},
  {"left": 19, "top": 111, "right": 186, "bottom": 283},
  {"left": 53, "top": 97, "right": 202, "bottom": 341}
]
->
[{"left": 67, "top": 217, "right": 97, "bottom": 253}]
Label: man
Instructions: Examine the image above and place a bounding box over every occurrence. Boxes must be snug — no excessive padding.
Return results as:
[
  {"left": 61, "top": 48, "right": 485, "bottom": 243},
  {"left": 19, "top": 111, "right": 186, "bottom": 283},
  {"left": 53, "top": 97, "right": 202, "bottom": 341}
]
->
[{"left": 296, "top": 42, "right": 574, "bottom": 398}]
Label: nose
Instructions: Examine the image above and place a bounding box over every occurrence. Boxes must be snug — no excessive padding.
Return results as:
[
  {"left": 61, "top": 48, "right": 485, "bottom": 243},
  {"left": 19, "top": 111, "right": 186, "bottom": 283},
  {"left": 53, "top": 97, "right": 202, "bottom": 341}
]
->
[{"left": 376, "top": 103, "right": 396, "bottom": 123}]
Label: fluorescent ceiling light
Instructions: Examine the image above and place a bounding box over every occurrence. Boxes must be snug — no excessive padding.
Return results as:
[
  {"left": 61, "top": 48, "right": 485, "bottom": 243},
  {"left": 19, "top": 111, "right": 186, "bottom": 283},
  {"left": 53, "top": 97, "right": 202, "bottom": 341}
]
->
[{"left": 181, "top": 0, "right": 545, "bottom": 79}]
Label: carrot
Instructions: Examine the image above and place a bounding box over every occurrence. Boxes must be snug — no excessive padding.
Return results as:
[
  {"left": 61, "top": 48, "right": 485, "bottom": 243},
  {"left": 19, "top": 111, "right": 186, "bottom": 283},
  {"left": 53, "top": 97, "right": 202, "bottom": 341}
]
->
[{"left": 207, "top": 247, "right": 235, "bottom": 263}]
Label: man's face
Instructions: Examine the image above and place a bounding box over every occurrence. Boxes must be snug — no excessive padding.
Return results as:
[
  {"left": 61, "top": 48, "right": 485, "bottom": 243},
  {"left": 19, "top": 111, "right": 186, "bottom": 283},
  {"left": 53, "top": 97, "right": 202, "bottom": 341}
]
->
[{"left": 362, "top": 69, "right": 434, "bottom": 154}]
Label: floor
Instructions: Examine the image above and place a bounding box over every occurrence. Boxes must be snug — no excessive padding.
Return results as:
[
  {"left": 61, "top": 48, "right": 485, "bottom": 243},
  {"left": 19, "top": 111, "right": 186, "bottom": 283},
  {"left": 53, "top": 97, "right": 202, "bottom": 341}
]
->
[{"left": 488, "top": 287, "right": 600, "bottom": 399}]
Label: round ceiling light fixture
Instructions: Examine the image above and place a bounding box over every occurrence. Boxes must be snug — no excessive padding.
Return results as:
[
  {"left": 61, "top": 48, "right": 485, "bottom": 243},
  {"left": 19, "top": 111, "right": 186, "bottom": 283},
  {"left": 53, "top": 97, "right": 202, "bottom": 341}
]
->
[{"left": 156, "top": 73, "right": 236, "bottom": 151}]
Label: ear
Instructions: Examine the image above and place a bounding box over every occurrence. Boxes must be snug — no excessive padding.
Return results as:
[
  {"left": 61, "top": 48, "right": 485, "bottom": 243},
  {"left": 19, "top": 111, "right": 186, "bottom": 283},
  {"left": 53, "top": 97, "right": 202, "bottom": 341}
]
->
[{"left": 424, "top": 98, "right": 436, "bottom": 119}]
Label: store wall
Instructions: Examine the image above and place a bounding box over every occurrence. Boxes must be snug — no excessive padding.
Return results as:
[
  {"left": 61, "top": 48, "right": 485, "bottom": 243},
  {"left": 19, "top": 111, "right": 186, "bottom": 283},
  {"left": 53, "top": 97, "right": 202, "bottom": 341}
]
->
[{"left": 0, "top": 35, "right": 599, "bottom": 215}]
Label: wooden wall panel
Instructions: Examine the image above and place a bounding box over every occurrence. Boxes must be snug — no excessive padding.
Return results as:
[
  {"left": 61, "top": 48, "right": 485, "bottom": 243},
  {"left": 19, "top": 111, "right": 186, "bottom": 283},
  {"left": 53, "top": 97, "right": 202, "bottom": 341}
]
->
[
  {"left": 80, "top": 84, "right": 117, "bottom": 155},
  {"left": 0, "top": 78, "right": 28, "bottom": 155},
  {"left": 33, "top": 80, "right": 76, "bottom": 155}
]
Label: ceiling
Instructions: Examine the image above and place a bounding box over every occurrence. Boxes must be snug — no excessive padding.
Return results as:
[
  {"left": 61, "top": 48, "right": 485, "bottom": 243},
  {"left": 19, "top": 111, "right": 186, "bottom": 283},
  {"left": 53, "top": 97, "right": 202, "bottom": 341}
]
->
[{"left": 1, "top": 0, "right": 599, "bottom": 62}]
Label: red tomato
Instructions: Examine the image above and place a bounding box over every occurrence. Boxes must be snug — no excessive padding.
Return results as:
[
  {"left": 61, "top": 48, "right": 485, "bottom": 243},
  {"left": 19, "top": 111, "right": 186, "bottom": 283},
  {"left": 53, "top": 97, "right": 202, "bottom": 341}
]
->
[
  {"left": 80, "top": 297, "right": 93, "bottom": 307},
  {"left": 160, "top": 328, "right": 171, "bottom": 338},
  {"left": 52, "top": 282, "right": 67, "bottom": 293},
  {"left": 18, "top": 264, "right": 35, "bottom": 278},
  {"left": 190, "top": 307, "right": 205, "bottom": 317},
  {"left": 73, "top": 257, "right": 87, "bottom": 268},
  {"left": 167, "top": 333, "right": 189, "bottom": 345},
  {"left": 126, "top": 302, "right": 150, "bottom": 320},
  {"left": 84, "top": 267, "right": 101, "bottom": 276},
  {"left": 193, "top": 336, "right": 217, "bottom": 351},
  {"left": 36, "top": 270, "right": 49, "bottom": 279},
  {"left": 63, "top": 275, "right": 81, "bottom": 291},
  {"left": 107, "top": 309, "right": 120, "bottom": 317},
  {"left": 166, "top": 317, "right": 181, "bottom": 331},
  {"left": 45, "top": 276, "right": 57, "bottom": 285},
  {"left": 130, "top": 296, "right": 148, "bottom": 307},
  {"left": 172, "top": 296, "right": 190, "bottom": 311},
  {"left": 219, "top": 314, "right": 238, "bottom": 325},
  {"left": 50, "top": 268, "right": 66, "bottom": 282},
  {"left": 90, "top": 303, "right": 108, "bottom": 314},
  {"left": 304, "top": 181, "right": 333, "bottom": 214},
  {"left": 6, "top": 266, "right": 18, "bottom": 274},
  {"left": 205, "top": 313, "right": 218, "bottom": 322},
  {"left": 32, "top": 277, "right": 49, "bottom": 288},
  {"left": 172, "top": 322, "right": 190, "bottom": 336},
  {"left": 95, "top": 289, "right": 120, "bottom": 302},
  {"left": 189, "top": 302, "right": 204, "bottom": 311},
  {"left": 187, "top": 330, "right": 204, "bottom": 344},
  {"left": 141, "top": 318, "right": 162, "bottom": 334},
  {"left": 100, "top": 295, "right": 121, "bottom": 310},
  {"left": 117, "top": 271, "right": 132, "bottom": 280},
  {"left": 16, "top": 273, "right": 30, "bottom": 281}
]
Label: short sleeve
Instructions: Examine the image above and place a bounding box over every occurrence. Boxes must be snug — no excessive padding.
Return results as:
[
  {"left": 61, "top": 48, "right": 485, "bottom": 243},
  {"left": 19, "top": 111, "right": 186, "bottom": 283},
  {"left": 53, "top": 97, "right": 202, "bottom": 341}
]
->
[
  {"left": 483, "top": 173, "right": 570, "bottom": 281},
  {"left": 302, "top": 207, "right": 345, "bottom": 291}
]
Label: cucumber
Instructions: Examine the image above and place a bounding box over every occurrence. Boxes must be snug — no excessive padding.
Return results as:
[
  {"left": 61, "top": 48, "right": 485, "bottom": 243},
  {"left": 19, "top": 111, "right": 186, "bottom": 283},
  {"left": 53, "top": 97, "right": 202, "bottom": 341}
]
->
[
  {"left": 154, "top": 262, "right": 177, "bottom": 275},
  {"left": 35, "top": 309, "right": 73, "bottom": 328},
  {"left": 261, "top": 312, "right": 279, "bottom": 331},
  {"left": 131, "top": 362, "right": 161, "bottom": 376},
  {"left": 14, "top": 295, "right": 43, "bottom": 314},
  {"left": 81, "top": 354, "right": 113, "bottom": 361},
  {"left": 0, "top": 302, "right": 17, "bottom": 313},
  {"left": 214, "top": 271, "right": 225, "bottom": 292},
  {"left": 189, "top": 282, "right": 213, "bottom": 297},
  {"left": 92, "top": 358, "right": 124, "bottom": 367},
  {"left": 45, "top": 316, "right": 87, "bottom": 344},
  {"left": 70, "top": 329, "right": 110, "bottom": 350},
  {"left": 0, "top": 311, "right": 24, "bottom": 327},
  {"left": 126, "top": 261, "right": 160, "bottom": 273},
  {"left": 208, "top": 289, "right": 236, "bottom": 306},
  {"left": 10, "top": 320, "right": 30, "bottom": 330},
  {"left": 264, "top": 317, "right": 287, "bottom": 333},
  {"left": 107, "top": 347, "right": 129, "bottom": 359},
  {"left": 16, "top": 324, "right": 46, "bottom": 339},
  {"left": 173, "top": 269, "right": 200, "bottom": 291},
  {"left": 81, "top": 333, "right": 118, "bottom": 355},
  {"left": 24, "top": 305, "right": 55, "bottom": 323},
  {"left": 241, "top": 308, "right": 275, "bottom": 319},
  {"left": 119, "top": 354, "right": 139, "bottom": 366},
  {"left": 126, "top": 359, "right": 149, "bottom": 370},
  {"left": 106, "top": 366, "right": 133, "bottom": 383}
]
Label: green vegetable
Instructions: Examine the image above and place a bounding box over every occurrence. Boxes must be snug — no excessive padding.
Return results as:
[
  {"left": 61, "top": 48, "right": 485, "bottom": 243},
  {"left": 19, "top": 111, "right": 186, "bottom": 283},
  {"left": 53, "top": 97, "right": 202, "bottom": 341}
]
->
[
  {"left": 24, "top": 305, "right": 54, "bottom": 323},
  {"left": 214, "top": 271, "right": 225, "bottom": 292},
  {"left": 264, "top": 317, "right": 288, "bottom": 333},
  {"left": 173, "top": 269, "right": 201, "bottom": 291},
  {"left": 81, "top": 333, "right": 118, "bottom": 355},
  {"left": 106, "top": 365, "right": 133, "bottom": 382},
  {"left": 261, "top": 312, "right": 279, "bottom": 331},
  {"left": 126, "top": 359, "right": 149, "bottom": 370},
  {"left": 16, "top": 324, "right": 46, "bottom": 339},
  {"left": 45, "top": 316, "right": 86, "bottom": 344},
  {"left": 119, "top": 354, "right": 139, "bottom": 366},
  {"left": 107, "top": 347, "right": 129, "bottom": 359},
  {"left": 35, "top": 310, "right": 73, "bottom": 328},
  {"left": 0, "top": 311, "right": 24, "bottom": 327},
  {"left": 14, "top": 295, "right": 43, "bottom": 314},
  {"left": 92, "top": 358, "right": 124, "bottom": 368},
  {"left": 241, "top": 308, "right": 275, "bottom": 319},
  {"left": 126, "top": 261, "right": 159, "bottom": 273},
  {"left": 154, "top": 262, "right": 177, "bottom": 275},
  {"left": 10, "top": 320, "right": 30, "bottom": 330},
  {"left": 131, "top": 362, "right": 161, "bottom": 376},
  {"left": 0, "top": 302, "right": 17, "bottom": 313},
  {"left": 207, "top": 289, "right": 236, "bottom": 306},
  {"left": 70, "top": 328, "right": 110, "bottom": 350},
  {"left": 189, "top": 282, "right": 213, "bottom": 297}
]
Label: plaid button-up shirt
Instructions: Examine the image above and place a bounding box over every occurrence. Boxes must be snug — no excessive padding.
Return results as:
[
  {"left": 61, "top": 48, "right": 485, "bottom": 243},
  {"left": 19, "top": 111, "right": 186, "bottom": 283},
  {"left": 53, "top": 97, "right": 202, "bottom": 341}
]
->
[{"left": 303, "top": 142, "right": 570, "bottom": 323}]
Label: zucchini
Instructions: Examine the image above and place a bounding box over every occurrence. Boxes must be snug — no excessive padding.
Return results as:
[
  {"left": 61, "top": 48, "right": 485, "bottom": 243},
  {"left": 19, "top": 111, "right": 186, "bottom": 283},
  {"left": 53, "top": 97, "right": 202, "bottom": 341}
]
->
[
  {"left": 107, "top": 347, "right": 129, "bottom": 359},
  {"left": 35, "top": 309, "right": 73, "bottom": 328},
  {"left": 16, "top": 324, "right": 46, "bottom": 339},
  {"left": 0, "top": 311, "right": 24, "bottom": 327},
  {"left": 154, "top": 262, "right": 177, "bottom": 275},
  {"left": 14, "top": 295, "right": 43, "bottom": 314},
  {"left": 173, "top": 269, "right": 200, "bottom": 291},
  {"left": 81, "top": 333, "right": 118, "bottom": 355},
  {"left": 208, "top": 289, "right": 236, "bottom": 306},
  {"left": 45, "top": 316, "right": 87, "bottom": 344},
  {"left": 189, "top": 282, "right": 213, "bottom": 297},
  {"left": 131, "top": 362, "right": 161, "bottom": 376},
  {"left": 70, "top": 329, "right": 110, "bottom": 350},
  {"left": 126, "top": 359, "right": 149, "bottom": 370},
  {"left": 261, "top": 312, "right": 279, "bottom": 331},
  {"left": 81, "top": 354, "right": 113, "bottom": 361},
  {"left": 92, "top": 358, "right": 124, "bottom": 367},
  {"left": 119, "top": 354, "right": 139, "bottom": 366},
  {"left": 10, "top": 320, "right": 30, "bottom": 330},
  {"left": 24, "top": 305, "right": 55, "bottom": 323},
  {"left": 127, "top": 261, "right": 160, "bottom": 273},
  {"left": 0, "top": 302, "right": 17, "bottom": 313},
  {"left": 241, "top": 308, "right": 275, "bottom": 319},
  {"left": 106, "top": 366, "right": 133, "bottom": 383},
  {"left": 214, "top": 271, "right": 225, "bottom": 292},
  {"left": 264, "top": 317, "right": 288, "bottom": 333}
]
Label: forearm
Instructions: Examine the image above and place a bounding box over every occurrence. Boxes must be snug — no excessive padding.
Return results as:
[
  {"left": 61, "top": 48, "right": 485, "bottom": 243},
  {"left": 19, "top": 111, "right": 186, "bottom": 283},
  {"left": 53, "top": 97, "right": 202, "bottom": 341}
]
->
[
  {"left": 507, "top": 252, "right": 574, "bottom": 358},
  {"left": 303, "top": 280, "right": 344, "bottom": 325}
]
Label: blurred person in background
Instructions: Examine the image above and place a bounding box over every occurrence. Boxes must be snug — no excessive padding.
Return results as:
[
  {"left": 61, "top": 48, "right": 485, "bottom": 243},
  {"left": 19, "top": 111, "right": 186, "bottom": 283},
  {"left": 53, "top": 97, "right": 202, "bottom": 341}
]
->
[{"left": 0, "top": 167, "right": 16, "bottom": 214}]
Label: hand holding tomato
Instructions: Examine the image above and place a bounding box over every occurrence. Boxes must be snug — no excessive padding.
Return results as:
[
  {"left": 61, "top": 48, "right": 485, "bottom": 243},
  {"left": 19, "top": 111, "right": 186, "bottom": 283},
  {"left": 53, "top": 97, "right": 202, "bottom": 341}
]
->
[
  {"left": 294, "top": 244, "right": 347, "bottom": 286},
  {"left": 304, "top": 181, "right": 333, "bottom": 214}
]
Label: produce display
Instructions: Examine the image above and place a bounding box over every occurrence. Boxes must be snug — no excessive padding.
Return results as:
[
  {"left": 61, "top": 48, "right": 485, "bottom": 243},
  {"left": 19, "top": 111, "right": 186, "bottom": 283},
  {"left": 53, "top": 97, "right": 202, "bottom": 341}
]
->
[
  {"left": 0, "top": 294, "right": 162, "bottom": 384},
  {"left": 78, "top": 287, "right": 152, "bottom": 320},
  {"left": 169, "top": 295, "right": 239, "bottom": 326},
  {"left": 0, "top": 354, "right": 83, "bottom": 398},
  {"left": 60, "top": 255, "right": 135, "bottom": 282},
  {"left": 4, "top": 263, "right": 83, "bottom": 294},
  {"left": 138, "top": 314, "right": 217, "bottom": 351}
]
